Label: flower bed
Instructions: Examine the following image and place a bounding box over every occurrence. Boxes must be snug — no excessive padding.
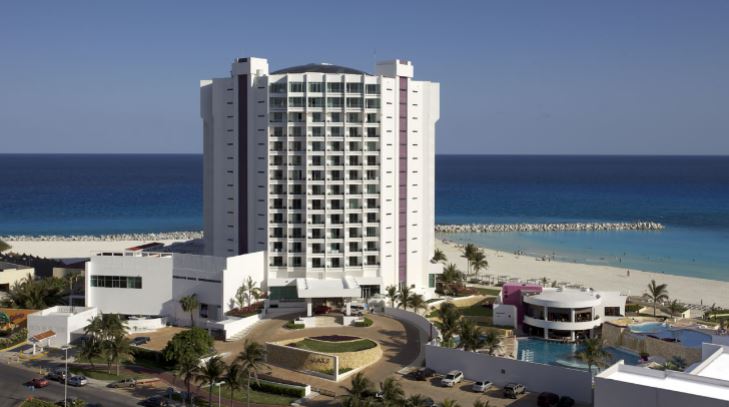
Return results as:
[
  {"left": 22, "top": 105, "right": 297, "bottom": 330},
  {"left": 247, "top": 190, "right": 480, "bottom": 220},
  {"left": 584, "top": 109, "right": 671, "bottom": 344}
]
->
[
  {"left": 289, "top": 337, "right": 377, "bottom": 353},
  {"left": 310, "top": 335, "right": 360, "bottom": 342}
]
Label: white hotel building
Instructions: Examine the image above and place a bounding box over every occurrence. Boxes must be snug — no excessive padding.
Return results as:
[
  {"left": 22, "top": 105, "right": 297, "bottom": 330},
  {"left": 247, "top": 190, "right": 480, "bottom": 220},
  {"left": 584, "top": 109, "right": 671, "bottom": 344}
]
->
[{"left": 83, "top": 57, "right": 441, "bottom": 326}]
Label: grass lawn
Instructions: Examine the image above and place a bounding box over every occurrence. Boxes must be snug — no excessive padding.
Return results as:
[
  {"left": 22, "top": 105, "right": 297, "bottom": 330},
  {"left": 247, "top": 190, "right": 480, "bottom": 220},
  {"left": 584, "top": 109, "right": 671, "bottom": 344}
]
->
[
  {"left": 215, "top": 385, "right": 298, "bottom": 405},
  {"left": 70, "top": 364, "right": 153, "bottom": 381},
  {"left": 460, "top": 300, "right": 493, "bottom": 317},
  {"left": 290, "top": 338, "right": 376, "bottom": 353},
  {"left": 20, "top": 400, "right": 55, "bottom": 407},
  {"left": 471, "top": 287, "right": 502, "bottom": 296}
]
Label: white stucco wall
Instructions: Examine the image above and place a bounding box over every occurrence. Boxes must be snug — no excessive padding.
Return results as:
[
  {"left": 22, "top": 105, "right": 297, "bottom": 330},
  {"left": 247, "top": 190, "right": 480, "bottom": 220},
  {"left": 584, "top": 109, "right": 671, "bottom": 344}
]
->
[
  {"left": 0, "top": 266, "right": 34, "bottom": 289},
  {"left": 425, "top": 345, "right": 594, "bottom": 404},
  {"left": 493, "top": 303, "right": 518, "bottom": 328},
  {"left": 221, "top": 251, "right": 266, "bottom": 314},
  {"left": 27, "top": 306, "right": 99, "bottom": 347}
]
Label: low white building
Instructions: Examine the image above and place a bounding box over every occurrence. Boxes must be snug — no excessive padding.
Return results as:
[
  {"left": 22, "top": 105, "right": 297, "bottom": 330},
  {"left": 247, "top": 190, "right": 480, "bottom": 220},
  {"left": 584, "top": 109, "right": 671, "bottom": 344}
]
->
[
  {"left": 85, "top": 250, "right": 265, "bottom": 327},
  {"left": 27, "top": 306, "right": 99, "bottom": 348},
  {"left": 595, "top": 343, "right": 729, "bottom": 407},
  {"left": 0, "top": 261, "right": 34, "bottom": 294},
  {"left": 522, "top": 287, "right": 626, "bottom": 341}
]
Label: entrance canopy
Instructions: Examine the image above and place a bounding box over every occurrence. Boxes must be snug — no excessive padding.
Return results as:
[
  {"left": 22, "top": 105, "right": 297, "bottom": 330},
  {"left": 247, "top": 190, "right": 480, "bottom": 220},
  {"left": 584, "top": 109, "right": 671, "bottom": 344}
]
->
[{"left": 295, "top": 277, "right": 361, "bottom": 299}]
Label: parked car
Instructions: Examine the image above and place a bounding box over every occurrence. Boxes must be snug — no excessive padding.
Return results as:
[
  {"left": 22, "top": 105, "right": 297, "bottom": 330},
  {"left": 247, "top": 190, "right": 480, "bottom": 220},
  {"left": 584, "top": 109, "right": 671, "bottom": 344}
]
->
[
  {"left": 471, "top": 380, "right": 493, "bottom": 393},
  {"left": 411, "top": 367, "right": 435, "bottom": 381},
  {"left": 557, "top": 396, "right": 575, "bottom": 407},
  {"left": 537, "top": 392, "right": 560, "bottom": 406},
  {"left": 67, "top": 375, "right": 88, "bottom": 387},
  {"left": 28, "top": 377, "right": 49, "bottom": 388},
  {"left": 313, "top": 305, "right": 331, "bottom": 315},
  {"left": 139, "top": 396, "right": 170, "bottom": 407},
  {"left": 503, "top": 383, "right": 526, "bottom": 399},
  {"left": 47, "top": 368, "right": 67, "bottom": 382},
  {"left": 109, "top": 378, "right": 137, "bottom": 388},
  {"left": 440, "top": 370, "right": 464, "bottom": 387},
  {"left": 131, "top": 336, "right": 151, "bottom": 346}
]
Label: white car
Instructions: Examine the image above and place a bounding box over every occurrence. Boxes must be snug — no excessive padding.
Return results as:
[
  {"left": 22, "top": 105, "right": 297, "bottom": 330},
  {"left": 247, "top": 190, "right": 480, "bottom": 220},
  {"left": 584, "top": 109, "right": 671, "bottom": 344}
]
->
[
  {"left": 440, "top": 370, "right": 464, "bottom": 387},
  {"left": 68, "top": 375, "right": 88, "bottom": 387},
  {"left": 472, "top": 380, "right": 493, "bottom": 392}
]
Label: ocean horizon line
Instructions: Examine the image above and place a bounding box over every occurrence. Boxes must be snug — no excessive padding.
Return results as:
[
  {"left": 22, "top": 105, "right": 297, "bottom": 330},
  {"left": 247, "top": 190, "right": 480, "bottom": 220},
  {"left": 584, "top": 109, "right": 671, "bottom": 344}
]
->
[{"left": 2, "top": 152, "right": 729, "bottom": 157}]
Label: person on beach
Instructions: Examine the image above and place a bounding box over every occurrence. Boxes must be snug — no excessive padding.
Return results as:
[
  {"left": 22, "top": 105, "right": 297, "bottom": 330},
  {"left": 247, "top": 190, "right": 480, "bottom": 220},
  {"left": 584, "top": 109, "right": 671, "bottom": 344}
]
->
[{"left": 626, "top": 269, "right": 630, "bottom": 277}]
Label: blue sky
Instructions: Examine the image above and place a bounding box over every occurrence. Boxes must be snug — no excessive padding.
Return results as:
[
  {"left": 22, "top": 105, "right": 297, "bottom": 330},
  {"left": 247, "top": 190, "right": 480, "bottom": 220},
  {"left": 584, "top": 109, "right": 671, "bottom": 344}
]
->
[{"left": 2, "top": 0, "right": 728, "bottom": 154}]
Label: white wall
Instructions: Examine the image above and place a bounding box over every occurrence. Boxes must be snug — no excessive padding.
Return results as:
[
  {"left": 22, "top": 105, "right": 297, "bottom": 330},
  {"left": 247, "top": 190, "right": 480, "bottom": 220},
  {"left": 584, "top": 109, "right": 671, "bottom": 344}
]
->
[
  {"left": 221, "top": 251, "right": 266, "bottom": 314},
  {"left": 493, "top": 303, "right": 517, "bottom": 329},
  {"left": 0, "top": 266, "right": 34, "bottom": 288},
  {"left": 208, "top": 313, "right": 263, "bottom": 341},
  {"left": 426, "top": 345, "right": 593, "bottom": 404},
  {"left": 86, "top": 255, "right": 174, "bottom": 316},
  {"left": 27, "top": 306, "right": 98, "bottom": 347},
  {"left": 384, "top": 307, "right": 440, "bottom": 342}
]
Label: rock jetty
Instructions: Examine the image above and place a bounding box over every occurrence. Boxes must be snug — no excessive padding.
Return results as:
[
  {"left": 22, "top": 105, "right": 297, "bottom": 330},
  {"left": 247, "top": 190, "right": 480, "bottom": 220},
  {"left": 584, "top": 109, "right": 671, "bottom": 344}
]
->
[
  {"left": 435, "top": 221, "right": 664, "bottom": 233},
  {"left": 0, "top": 231, "right": 203, "bottom": 242}
]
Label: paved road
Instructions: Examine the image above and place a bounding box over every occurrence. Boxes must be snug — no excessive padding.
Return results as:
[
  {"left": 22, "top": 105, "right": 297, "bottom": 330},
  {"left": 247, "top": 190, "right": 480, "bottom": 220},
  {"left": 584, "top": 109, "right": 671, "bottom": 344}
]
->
[{"left": 0, "top": 363, "right": 142, "bottom": 407}]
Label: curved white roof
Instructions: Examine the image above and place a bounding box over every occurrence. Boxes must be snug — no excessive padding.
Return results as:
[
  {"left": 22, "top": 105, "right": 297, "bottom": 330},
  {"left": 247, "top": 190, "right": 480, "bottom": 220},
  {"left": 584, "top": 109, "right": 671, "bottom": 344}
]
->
[{"left": 524, "top": 288, "right": 602, "bottom": 308}]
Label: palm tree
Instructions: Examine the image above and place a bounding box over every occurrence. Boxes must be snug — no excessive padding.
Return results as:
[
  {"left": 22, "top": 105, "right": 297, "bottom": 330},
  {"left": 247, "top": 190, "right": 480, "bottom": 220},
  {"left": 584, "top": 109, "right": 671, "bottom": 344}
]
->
[
  {"left": 434, "top": 302, "right": 461, "bottom": 348},
  {"left": 461, "top": 243, "right": 479, "bottom": 275},
  {"left": 195, "top": 355, "right": 226, "bottom": 406},
  {"left": 644, "top": 280, "right": 669, "bottom": 317},
  {"left": 470, "top": 251, "right": 488, "bottom": 277},
  {"left": 708, "top": 303, "right": 719, "bottom": 321},
  {"left": 236, "top": 276, "right": 262, "bottom": 309},
  {"left": 341, "top": 372, "right": 373, "bottom": 407},
  {"left": 397, "top": 286, "right": 414, "bottom": 311},
  {"left": 407, "top": 293, "right": 427, "bottom": 315},
  {"left": 175, "top": 358, "right": 200, "bottom": 404},
  {"left": 224, "top": 363, "right": 244, "bottom": 407},
  {"left": 667, "top": 299, "right": 683, "bottom": 319},
  {"left": 78, "top": 336, "right": 102, "bottom": 371},
  {"left": 432, "top": 248, "right": 446, "bottom": 263},
  {"left": 459, "top": 318, "right": 485, "bottom": 352},
  {"left": 0, "top": 239, "right": 10, "bottom": 253},
  {"left": 441, "top": 399, "right": 462, "bottom": 407},
  {"left": 378, "top": 377, "right": 404, "bottom": 406},
  {"left": 405, "top": 394, "right": 429, "bottom": 407},
  {"left": 235, "top": 340, "right": 268, "bottom": 407},
  {"left": 105, "top": 335, "right": 134, "bottom": 376},
  {"left": 385, "top": 285, "right": 398, "bottom": 308},
  {"left": 482, "top": 331, "right": 501, "bottom": 356},
  {"left": 438, "top": 263, "right": 463, "bottom": 296},
  {"left": 577, "top": 338, "right": 611, "bottom": 374},
  {"left": 664, "top": 355, "right": 687, "bottom": 371},
  {"left": 179, "top": 294, "right": 200, "bottom": 327}
]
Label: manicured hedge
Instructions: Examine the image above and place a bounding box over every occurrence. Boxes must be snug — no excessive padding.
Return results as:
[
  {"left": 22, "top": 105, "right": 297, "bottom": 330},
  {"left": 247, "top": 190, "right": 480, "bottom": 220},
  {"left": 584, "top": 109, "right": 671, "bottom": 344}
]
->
[
  {"left": 354, "top": 317, "right": 373, "bottom": 327},
  {"left": 0, "top": 328, "right": 27, "bottom": 349},
  {"left": 285, "top": 321, "right": 305, "bottom": 329},
  {"left": 252, "top": 380, "right": 306, "bottom": 398},
  {"left": 625, "top": 304, "right": 642, "bottom": 313}
]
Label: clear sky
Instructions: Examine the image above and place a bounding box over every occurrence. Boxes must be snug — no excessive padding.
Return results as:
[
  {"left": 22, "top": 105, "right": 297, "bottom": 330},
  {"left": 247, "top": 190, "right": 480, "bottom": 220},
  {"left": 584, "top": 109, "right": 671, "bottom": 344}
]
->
[{"left": 2, "top": 0, "right": 728, "bottom": 155}]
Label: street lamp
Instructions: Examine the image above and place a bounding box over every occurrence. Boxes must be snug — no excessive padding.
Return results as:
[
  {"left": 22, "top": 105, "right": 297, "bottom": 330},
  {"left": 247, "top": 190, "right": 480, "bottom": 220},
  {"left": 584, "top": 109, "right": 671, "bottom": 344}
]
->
[
  {"left": 214, "top": 381, "right": 225, "bottom": 407},
  {"left": 60, "top": 345, "right": 71, "bottom": 407}
]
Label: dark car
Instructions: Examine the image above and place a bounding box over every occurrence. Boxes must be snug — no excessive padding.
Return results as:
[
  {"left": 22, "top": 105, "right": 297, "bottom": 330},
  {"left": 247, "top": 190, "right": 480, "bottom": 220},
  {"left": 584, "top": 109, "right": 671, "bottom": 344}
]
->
[
  {"left": 139, "top": 396, "right": 170, "bottom": 407},
  {"left": 47, "top": 368, "right": 67, "bottom": 382},
  {"left": 28, "top": 378, "right": 49, "bottom": 388},
  {"left": 411, "top": 367, "right": 435, "bottom": 381},
  {"left": 537, "top": 392, "right": 560, "bottom": 406},
  {"left": 557, "top": 396, "right": 575, "bottom": 407},
  {"left": 131, "top": 336, "right": 151, "bottom": 346},
  {"left": 314, "top": 305, "right": 331, "bottom": 315}
]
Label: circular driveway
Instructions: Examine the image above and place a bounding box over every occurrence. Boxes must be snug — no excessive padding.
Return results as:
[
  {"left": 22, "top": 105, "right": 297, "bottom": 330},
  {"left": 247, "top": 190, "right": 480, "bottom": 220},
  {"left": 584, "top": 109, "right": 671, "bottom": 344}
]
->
[{"left": 215, "top": 313, "right": 421, "bottom": 395}]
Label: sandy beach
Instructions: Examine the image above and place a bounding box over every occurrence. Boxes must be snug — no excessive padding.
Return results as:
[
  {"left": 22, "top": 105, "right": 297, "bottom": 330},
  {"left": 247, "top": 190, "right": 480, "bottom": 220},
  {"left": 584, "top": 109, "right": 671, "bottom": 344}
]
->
[{"left": 436, "top": 238, "right": 729, "bottom": 309}]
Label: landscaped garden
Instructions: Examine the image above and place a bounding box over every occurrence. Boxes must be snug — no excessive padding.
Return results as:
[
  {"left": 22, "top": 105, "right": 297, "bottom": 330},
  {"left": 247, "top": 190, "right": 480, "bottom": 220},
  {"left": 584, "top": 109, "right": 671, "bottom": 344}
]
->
[{"left": 288, "top": 336, "right": 377, "bottom": 353}]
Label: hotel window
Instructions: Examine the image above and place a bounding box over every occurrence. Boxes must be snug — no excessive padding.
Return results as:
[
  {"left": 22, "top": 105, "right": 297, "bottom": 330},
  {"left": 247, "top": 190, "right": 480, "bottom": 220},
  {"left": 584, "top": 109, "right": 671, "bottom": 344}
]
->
[
  {"left": 311, "top": 112, "right": 324, "bottom": 123},
  {"left": 199, "top": 303, "right": 209, "bottom": 319},
  {"left": 366, "top": 113, "right": 379, "bottom": 123},
  {"left": 347, "top": 113, "right": 362, "bottom": 123},
  {"left": 289, "top": 82, "right": 304, "bottom": 92},
  {"left": 605, "top": 307, "right": 621, "bottom": 317},
  {"left": 327, "top": 82, "right": 343, "bottom": 93},
  {"left": 90, "top": 275, "right": 142, "bottom": 289},
  {"left": 311, "top": 127, "right": 323, "bottom": 137},
  {"left": 270, "top": 112, "right": 285, "bottom": 123},
  {"left": 288, "top": 112, "right": 305, "bottom": 123},
  {"left": 269, "top": 97, "right": 286, "bottom": 108},
  {"left": 271, "top": 127, "right": 285, "bottom": 137},
  {"left": 365, "top": 84, "right": 380, "bottom": 94},
  {"left": 346, "top": 83, "right": 363, "bottom": 93},
  {"left": 270, "top": 82, "right": 287, "bottom": 93},
  {"left": 330, "top": 127, "right": 343, "bottom": 137},
  {"left": 365, "top": 99, "right": 380, "bottom": 108},
  {"left": 346, "top": 97, "right": 363, "bottom": 108},
  {"left": 366, "top": 128, "right": 378, "bottom": 137},
  {"left": 329, "top": 112, "right": 342, "bottom": 122},
  {"left": 290, "top": 126, "right": 304, "bottom": 137},
  {"left": 288, "top": 97, "right": 305, "bottom": 107},
  {"left": 309, "top": 82, "right": 323, "bottom": 92},
  {"left": 327, "top": 97, "right": 343, "bottom": 108},
  {"left": 308, "top": 97, "right": 324, "bottom": 108}
]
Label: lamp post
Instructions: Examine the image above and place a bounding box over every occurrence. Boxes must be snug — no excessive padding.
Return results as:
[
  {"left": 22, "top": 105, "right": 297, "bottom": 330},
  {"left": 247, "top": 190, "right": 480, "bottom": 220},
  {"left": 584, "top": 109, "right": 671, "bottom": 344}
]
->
[
  {"left": 61, "top": 345, "right": 70, "bottom": 407},
  {"left": 214, "top": 381, "right": 225, "bottom": 407}
]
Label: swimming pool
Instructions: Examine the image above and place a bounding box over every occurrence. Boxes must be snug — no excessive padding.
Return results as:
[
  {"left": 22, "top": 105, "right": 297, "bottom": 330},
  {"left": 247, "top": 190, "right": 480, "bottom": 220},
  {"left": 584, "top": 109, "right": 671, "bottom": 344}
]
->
[
  {"left": 628, "top": 322, "right": 712, "bottom": 347},
  {"left": 516, "top": 338, "right": 641, "bottom": 371}
]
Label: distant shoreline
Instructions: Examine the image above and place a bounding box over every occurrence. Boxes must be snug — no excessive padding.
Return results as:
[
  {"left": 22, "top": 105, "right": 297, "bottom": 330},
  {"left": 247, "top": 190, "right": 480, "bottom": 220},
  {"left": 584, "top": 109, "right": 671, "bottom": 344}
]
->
[
  {"left": 1, "top": 231, "right": 203, "bottom": 242},
  {"left": 435, "top": 221, "right": 664, "bottom": 233}
]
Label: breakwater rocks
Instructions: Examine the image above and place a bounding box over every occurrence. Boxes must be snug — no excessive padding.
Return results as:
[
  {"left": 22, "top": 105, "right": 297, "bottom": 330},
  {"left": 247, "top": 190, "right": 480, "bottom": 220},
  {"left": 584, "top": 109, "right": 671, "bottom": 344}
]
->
[
  {"left": 1, "top": 231, "right": 203, "bottom": 242},
  {"left": 435, "top": 222, "right": 664, "bottom": 233}
]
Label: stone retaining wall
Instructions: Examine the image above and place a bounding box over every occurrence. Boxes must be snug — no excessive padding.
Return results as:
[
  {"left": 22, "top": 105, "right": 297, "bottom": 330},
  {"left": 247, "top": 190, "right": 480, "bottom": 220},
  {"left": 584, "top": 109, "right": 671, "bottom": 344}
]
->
[
  {"left": 265, "top": 342, "right": 336, "bottom": 379},
  {"left": 602, "top": 323, "right": 702, "bottom": 365}
]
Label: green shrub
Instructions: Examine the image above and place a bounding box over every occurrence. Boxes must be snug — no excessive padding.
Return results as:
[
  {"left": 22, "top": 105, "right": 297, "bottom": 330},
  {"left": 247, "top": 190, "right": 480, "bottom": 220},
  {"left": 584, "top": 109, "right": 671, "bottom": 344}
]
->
[
  {"left": 353, "top": 317, "right": 373, "bottom": 327},
  {"left": 626, "top": 304, "right": 642, "bottom": 313},
  {"left": 0, "top": 327, "right": 27, "bottom": 349},
  {"left": 285, "top": 321, "right": 305, "bottom": 329},
  {"left": 251, "top": 381, "right": 306, "bottom": 398}
]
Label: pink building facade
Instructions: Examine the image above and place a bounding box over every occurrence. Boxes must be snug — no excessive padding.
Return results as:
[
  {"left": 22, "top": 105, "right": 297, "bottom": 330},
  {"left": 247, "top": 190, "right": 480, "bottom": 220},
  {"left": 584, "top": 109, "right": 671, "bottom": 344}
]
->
[{"left": 501, "top": 283, "right": 543, "bottom": 324}]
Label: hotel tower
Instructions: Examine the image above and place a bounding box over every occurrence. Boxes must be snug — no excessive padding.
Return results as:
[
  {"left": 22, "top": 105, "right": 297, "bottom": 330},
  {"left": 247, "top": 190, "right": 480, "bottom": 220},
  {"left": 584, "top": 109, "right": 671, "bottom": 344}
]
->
[{"left": 201, "top": 57, "right": 440, "bottom": 302}]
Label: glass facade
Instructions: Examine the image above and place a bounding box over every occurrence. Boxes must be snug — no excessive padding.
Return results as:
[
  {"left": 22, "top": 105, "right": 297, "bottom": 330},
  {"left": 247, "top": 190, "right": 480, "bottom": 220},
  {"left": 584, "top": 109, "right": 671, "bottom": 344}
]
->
[{"left": 90, "top": 275, "right": 142, "bottom": 289}]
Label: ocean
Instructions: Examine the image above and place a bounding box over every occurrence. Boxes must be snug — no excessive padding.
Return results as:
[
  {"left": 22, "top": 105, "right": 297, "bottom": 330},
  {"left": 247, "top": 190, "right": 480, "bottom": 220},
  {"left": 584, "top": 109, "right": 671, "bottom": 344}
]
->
[{"left": 1, "top": 154, "right": 728, "bottom": 281}]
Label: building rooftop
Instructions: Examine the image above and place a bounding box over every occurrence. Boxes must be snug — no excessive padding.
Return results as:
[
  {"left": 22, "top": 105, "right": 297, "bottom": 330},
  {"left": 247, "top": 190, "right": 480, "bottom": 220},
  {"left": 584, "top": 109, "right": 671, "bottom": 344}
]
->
[
  {"left": 271, "top": 63, "right": 369, "bottom": 75},
  {"left": 0, "top": 261, "right": 31, "bottom": 271},
  {"left": 691, "top": 346, "right": 729, "bottom": 381},
  {"left": 524, "top": 287, "right": 607, "bottom": 307}
]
